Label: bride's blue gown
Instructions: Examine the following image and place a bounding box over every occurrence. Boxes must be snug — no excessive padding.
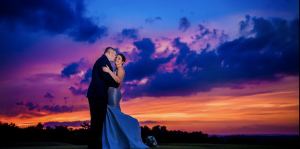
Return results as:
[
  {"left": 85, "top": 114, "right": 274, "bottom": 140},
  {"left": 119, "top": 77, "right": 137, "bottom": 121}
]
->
[{"left": 101, "top": 80, "right": 149, "bottom": 149}]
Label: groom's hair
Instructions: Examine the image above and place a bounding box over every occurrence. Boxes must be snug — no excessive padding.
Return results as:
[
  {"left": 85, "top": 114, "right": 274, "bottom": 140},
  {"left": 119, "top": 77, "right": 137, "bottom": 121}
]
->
[{"left": 104, "top": 47, "right": 117, "bottom": 54}]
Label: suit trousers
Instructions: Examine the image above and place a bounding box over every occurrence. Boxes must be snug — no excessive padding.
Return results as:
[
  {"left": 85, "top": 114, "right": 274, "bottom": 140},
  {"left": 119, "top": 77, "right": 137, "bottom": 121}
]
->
[{"left": 88, "top": 97, "right": 108, "bottom": 149}]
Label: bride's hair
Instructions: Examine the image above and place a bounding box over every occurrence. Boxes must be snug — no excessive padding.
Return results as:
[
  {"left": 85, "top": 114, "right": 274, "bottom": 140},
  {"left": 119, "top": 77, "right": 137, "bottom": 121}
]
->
[{"left": 118, "top": 54, "right": 126, "bottom": 65}]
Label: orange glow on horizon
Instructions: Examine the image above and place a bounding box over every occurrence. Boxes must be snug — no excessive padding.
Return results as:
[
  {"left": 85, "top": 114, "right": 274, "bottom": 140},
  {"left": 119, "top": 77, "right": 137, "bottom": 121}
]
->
[{"left": 1, "top": 76, "right": 298, "bottom": 135}]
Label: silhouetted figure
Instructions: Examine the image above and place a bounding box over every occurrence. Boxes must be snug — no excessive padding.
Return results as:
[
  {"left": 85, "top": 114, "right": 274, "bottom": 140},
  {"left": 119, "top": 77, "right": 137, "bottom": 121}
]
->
[
  {"left": 101, "top": 54, "right": 148, "bottom": 148},
  {"left": 86, "top": 47, "right": 119, "bottom": 149}
]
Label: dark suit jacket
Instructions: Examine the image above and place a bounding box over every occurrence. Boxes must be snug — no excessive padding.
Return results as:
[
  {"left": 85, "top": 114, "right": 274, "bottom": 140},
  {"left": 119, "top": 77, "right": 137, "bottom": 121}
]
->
[{"left": 87, "top": 55, "right": 120, "bottom": 99}]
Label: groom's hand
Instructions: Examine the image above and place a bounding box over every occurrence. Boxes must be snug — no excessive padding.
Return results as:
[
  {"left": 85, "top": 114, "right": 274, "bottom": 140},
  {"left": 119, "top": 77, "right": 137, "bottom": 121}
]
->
[{"left": 102, "top": 65, "right": 110, "bottom": 73}]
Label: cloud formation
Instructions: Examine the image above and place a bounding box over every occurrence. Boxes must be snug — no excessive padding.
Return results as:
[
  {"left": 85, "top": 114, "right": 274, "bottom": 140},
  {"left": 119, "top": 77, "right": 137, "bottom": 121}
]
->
[
  {"left": 80, "top": 68, "right": 92, "bottom": 84},
  {"left": 123, "top": 38, "right": 175, "bottom": 82},
  {"left": 139, "top": 120, "right": 158, "bottom": 125},
  {"left": 69, "top": 86, "right": 88, "bottom": 96},
  {"left": 239, "top": 15, "right": 251, "bottom": 34},
  {"left": 61, "top": 63, "right": 80, "bottom": 78},
  {"left": 16, "top": 101, "right": 39, "bottom": 111},
  {"left": 121, "top": 28, "right": 139, "bottom": 40},
  {"left": 44, "top": 120, "right": 90, "bottom": 128},
  {"left": 179, "top": 17, "right": 191, "bottom": 32},
  {"left": 16, "top": 101, "right": 24, "bottom": 105},
  {"left": 25, "top": 102, "right": 39, "bottom": 111},
  {"left": 0, "top": 0, "right": 107, "bottom": 43},
  {"left": 42, "top": 105, "right": 74, "bottom": 113},
  {"left": 61, "top": 58, "right": 90, "bottom": 78},
  {"left": 122, "top": 16, "right": 299, "bottom": 100},
  {"left": 145, "top": 17, "right": 162, "bottom": 24},
  {"left": 25, "top": 73, "right": 63, "bottom": 83},
  {"left": 44, "top": 93, "right": 54, "bottom": 98},
  {"left": 115, "top": 28, "right": 139, "bottom": 43}
]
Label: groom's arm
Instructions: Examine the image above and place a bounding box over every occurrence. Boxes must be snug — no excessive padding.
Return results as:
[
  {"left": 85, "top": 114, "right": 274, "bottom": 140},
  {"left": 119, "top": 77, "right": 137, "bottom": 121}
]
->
[{"left": 97, "top": 59, "right": 120, "bottom": 88}]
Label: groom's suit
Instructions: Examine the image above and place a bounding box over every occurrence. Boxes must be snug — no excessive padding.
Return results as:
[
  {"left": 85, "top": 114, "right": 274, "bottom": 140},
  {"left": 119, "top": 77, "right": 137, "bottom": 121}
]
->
[{"left": 87, "top": 54, "right": 119, "bottom": 149}]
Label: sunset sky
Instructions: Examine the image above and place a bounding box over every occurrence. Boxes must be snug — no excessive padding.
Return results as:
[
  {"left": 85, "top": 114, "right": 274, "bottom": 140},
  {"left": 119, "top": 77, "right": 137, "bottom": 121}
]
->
[{"left": 0, "top": 0, "right": 299, "bottom": 135}]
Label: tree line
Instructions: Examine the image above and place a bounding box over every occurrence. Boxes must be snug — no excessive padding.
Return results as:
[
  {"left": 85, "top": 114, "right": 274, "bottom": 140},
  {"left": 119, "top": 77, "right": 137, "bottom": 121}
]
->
[{"left": 0, "top": 121, "right": 298, "bottom": 146}]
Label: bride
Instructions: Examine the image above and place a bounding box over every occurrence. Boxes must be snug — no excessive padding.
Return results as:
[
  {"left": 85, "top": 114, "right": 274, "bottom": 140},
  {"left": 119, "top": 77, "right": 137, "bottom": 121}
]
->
[{"left": 102, "top": 54, "right": 149, "bottom": 149}]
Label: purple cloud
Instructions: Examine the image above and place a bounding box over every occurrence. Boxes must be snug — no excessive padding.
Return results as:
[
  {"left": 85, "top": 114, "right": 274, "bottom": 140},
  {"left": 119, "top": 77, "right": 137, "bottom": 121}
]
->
[
  {"left": 139, "top": 120, "right": 158, "bottom": 125},
  {"left": 61, "top": 63, "right": 80, "bottom": 78},
  {"left": 61, "top": 58, "right": 91, "bottom": 78},
  {"left": 25, "top": 73, "right": 63, "bottom": 83},
  {"left": 44, "top": 120, "right": 90, "bottom": 128},
  {"left": 123, "top": 38, "right": 174, "bottom": 82},
  {"left": 192, "top": 24, "right": 224, "bottom": 42},
  {"left": 43, "top": 105, "right": 74, "bottom": 113},
  {"left": 80, "top": 68, "right": 92, "bottom": 84},
  {"left": 179, "top": 17, "right": 191, "bottom": 32},
  {"left": 25, "top": 102, "right": 39, "bottom": 111},
  {"left": 115, "top": 28, "right": 139, "bottom": 43},
  {"left": 212, "top": 124, "right": 299, "bottom": 134},
  {"left": 16, "top": 101, "right": 39, "bottom": 111},
  {"left": 44, "top": 92, "right": 54, "bottom": 98},
  {"left": 16, "top": 101, "right": 24, "bottom": 105},
  {"left": 121, "top": 28, "right": 139, "bottom": 40},
  {"left": 122, "top": 16, "right": 299, "bottom": 100},
  {"left": 69, "top": 86, "right": 88, "bottom": 96}
]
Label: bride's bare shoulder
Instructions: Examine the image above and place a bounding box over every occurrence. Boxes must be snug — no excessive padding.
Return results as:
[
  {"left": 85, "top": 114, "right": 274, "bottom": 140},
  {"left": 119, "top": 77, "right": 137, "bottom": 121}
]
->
[
  {"left": 117, "top": 67, "right": 125, "bottom": 76},
  {"left": 119, "top": 67, "right": 125, "bottom": 72}
]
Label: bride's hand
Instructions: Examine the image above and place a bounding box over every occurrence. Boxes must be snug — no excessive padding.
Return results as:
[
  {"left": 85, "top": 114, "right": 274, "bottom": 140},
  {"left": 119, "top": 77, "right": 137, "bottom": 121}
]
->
[{"left": 102, "top": 65, "right": 111, "bottom": 73}]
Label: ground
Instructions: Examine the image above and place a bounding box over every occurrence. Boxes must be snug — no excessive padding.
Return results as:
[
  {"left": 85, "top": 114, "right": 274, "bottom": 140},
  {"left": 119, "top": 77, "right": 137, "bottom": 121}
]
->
[{"left": 0, "top": 142, "right": 299, "bottom": 149}]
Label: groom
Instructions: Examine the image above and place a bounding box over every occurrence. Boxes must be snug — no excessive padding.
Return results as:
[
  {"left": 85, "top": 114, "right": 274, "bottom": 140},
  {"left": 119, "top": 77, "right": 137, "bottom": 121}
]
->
[{"left": 87, "top": 47, "right": 120, "bottom": 149}]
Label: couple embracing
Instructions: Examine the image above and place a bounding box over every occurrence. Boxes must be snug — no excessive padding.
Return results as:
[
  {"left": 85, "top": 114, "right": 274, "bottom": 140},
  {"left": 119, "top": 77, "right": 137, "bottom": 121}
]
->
[{"left": 86, "top": 47, "right": 149, "bottom": 149}]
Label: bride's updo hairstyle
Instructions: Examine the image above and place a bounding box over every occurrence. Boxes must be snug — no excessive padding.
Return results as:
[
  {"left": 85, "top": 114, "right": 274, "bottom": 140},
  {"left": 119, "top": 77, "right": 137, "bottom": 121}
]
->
[{"left": 118, "top": 54, "right": 126, "bottom": 65}]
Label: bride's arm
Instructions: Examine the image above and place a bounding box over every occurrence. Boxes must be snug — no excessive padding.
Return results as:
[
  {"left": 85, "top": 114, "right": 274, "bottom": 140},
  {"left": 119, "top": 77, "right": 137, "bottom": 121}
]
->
[
  {"left": 119, "top": 81, "right": 123, "bottom": 89},
  {"left": 102, "top": 65, "right": 125, "bottom": 83}
]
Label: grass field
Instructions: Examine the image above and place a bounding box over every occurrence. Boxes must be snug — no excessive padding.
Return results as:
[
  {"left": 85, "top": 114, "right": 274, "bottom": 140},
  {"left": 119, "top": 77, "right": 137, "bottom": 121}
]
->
[{"left": 1, "top": 142, "right": 299, "bottom": 149}]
